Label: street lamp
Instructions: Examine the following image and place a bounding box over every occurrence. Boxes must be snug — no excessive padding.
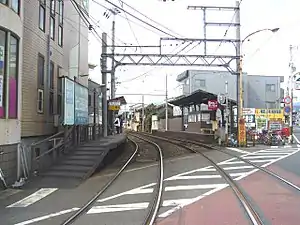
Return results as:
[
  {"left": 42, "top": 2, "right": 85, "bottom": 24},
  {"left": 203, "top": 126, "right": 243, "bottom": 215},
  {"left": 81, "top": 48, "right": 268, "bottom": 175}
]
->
[{"left": 238, "top": 27, "right": 280, "bottom": 146}]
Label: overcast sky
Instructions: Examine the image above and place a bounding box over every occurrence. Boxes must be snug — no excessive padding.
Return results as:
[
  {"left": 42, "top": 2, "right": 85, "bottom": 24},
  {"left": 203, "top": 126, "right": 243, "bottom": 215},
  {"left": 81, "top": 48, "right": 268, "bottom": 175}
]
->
[{"left": 87, "top": 0, "right": 300, "bottom": 107}]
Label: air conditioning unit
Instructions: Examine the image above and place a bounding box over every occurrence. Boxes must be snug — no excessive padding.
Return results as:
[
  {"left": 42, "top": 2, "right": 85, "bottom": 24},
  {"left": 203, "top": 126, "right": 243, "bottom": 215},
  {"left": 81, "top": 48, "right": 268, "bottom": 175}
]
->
[{"left": 54, "top": 114, "right": 60, "bottom": 127}]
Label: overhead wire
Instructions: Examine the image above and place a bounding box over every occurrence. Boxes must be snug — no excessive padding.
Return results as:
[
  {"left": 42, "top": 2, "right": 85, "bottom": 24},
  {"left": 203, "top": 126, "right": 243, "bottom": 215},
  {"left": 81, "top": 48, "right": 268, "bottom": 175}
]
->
[
  {"left": 97, "top": 0, "right": 179, "bottom": 38},
  {"left": 117, "top": 0, "right": 184, "bottom": 38},
  {"left": 92, "top": 0, "right": 178, "bottom": 37},
  {"left": 213, "top": 0, "right": 244, "bottom": 54},
  {"left": 117, "top": 0, "right": 142, "bottom": 51}
]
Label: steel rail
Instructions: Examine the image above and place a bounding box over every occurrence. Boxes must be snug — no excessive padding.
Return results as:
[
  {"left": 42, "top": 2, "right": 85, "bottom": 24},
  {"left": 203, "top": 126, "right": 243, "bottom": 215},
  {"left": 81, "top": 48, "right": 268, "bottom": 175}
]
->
[
  {"left": 136, "top": 132, "right": 264, "bottom": 225},
  {"left": 129, "top": 133, "right": 164, "bottom": 225},
  {"left": 60, "top": 137, "right": 139, "bottom": 225}
]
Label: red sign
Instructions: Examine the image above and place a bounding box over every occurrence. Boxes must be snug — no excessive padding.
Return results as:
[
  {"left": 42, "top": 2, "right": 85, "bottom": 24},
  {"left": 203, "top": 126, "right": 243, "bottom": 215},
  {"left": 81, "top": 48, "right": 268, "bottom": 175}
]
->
[{"left": 208, "top": 100, "right": 218, "bottom": 110}]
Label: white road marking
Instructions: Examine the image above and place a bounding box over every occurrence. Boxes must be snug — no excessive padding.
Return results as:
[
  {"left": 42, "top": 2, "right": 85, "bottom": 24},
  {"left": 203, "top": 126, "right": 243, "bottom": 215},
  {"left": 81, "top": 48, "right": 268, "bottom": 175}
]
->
[
  {"left": 87, "top": 202, "right": 149, "bottom": 214},
  {"left": 97, "top": 183, "right": 156, "bottom": 203},
  {"left": 243, "top": 155, "right": 280, "bottom": 159},
  {"left": 14, "top": 208, "right": 80, "bottom": 225},
  {"left": 226, "top": 147, "right": 249, "bottom": 154},
  {"left": 166, "top": 173, "right": 243, "bottom": 180},
  {"left": 7, "top": 188, "right": 58, "bottom": 208},
  {"left": 293, "top": 134, "right": 300, "bottom": 144},
  {"left": 165, "top": 184, "right": 225, "bottom": 191}
]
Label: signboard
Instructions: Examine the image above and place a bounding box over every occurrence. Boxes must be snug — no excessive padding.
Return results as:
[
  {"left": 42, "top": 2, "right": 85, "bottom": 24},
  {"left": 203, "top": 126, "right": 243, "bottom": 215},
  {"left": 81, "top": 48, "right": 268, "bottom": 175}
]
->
[
  {"left": 284, "top": 106, "right": 291, "bottom": 114},
  {"left": 208, "top": 100, "right": 218, "bottom": 110},
  {"left": 108, "top": 101, "right": 121, "bottom": 111},
  {"left": 217, "top": 94, "right": 226, "bottom": 105},
  {"left": 63, "top": 78, "right": 75, "bottom": 125},
  {"left": 255, "top": 109, "right": 284, "bottom": 120},
  {"left": 75, "top": 83, "right": 89, "bottom": 125},
  {"left": 242, "top": 108, "right": 255, "bottom": 127},
  {"left": 295, "top": 81, "right": 300, "bottom": 90},
  {"left": 284, "top": 96, "right": 291, "bottom": 104},
  {"left": 238, "top": 118, "right": 246, "bottom": 146}
]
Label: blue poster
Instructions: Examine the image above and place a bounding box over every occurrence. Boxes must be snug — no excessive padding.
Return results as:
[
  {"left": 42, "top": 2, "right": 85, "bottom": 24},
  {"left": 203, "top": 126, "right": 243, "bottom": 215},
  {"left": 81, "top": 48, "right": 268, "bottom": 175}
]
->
[
  {"left": 63, "top": 78, "right": 75, "bottom": 125},
  {"left": 75, "top": 83, "right": 88, "bottom": 125}
]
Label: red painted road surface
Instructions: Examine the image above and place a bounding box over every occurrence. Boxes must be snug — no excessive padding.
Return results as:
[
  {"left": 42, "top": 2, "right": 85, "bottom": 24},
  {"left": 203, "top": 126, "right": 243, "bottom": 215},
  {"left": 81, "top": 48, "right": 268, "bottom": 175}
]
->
[
  {"left": 157, "top": 187, "right": 249, "bottom": 225},
  {"left": 157, "top": 165, "right": 300, "bottom": 225}
]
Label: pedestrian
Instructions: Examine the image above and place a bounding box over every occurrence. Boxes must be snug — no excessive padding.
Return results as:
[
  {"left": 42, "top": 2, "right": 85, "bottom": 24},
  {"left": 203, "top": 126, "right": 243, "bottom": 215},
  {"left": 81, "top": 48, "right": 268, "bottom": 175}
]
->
[
  {"left": 114, "top": 116, "right": 120, "bottom": 134},
  {"left": 119, "top": 115, "right": 123, "bottom": 133}
]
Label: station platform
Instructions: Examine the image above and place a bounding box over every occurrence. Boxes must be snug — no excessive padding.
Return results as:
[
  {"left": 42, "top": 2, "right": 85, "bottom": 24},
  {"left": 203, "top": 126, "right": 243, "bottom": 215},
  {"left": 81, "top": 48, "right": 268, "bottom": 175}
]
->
[
  {"left": 32, "top": 134, "right": 127, "bottom": 187},
  {"left": 155, "top": 131, "right": 215, "bottom": 144}
]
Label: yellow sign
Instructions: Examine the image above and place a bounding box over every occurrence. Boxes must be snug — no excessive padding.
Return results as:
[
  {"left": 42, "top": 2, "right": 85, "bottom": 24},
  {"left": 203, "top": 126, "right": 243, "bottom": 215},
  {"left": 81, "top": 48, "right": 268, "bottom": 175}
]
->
[
  {"left": 255, "top": 109, "right": 284, "bottom": 120},
  {"left": 108, "top": 101, "right": 121, "bottom": 111},
  {"left": 238, "top": 118, "right": 246, "bottom": 146},
  {"left": 108, "top": 105, "right": 120, "bottom": 111}
]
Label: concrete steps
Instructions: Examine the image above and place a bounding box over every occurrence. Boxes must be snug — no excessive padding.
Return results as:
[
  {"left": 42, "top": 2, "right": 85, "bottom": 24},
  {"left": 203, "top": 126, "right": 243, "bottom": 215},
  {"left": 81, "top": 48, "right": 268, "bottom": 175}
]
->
[{"left": 40, "top": 134, "right": 126, "bottom": 181}]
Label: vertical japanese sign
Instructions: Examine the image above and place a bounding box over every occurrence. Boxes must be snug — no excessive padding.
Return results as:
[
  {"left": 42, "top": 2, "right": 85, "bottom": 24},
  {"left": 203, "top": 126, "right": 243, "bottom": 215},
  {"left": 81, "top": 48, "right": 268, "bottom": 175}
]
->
[
  {"left": 238, "top": 118, "right": 246, "bottom": 146},
  {"left": 63, "top": 78, "right": 75, "bottom": 125},
  {"left": 0, "top": 46, "right": 4, "bottom": 107}
]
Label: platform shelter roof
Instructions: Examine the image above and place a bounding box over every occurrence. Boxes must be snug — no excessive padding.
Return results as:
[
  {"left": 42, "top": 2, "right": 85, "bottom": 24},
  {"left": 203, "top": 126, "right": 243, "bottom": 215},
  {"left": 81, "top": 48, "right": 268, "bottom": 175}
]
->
[{"left": 169, "top": 89, "right": 236, "bottom": 107}]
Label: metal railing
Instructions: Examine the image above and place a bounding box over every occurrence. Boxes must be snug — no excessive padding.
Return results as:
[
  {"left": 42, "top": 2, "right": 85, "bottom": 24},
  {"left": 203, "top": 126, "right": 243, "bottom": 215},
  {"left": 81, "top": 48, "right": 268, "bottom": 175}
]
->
[{"left": 30, "top": 124, "right": 103, "bottom": 175}]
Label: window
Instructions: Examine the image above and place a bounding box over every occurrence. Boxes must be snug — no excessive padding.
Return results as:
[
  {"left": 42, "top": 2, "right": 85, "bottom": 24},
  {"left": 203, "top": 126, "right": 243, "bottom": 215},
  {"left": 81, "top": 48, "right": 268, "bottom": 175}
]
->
[
  {"left": 11, "top": 0, "right": 20, "bottom": 14},
  {"left": 88, "top": 94, "right": 92, "bottom": 106},
  {"left": 50, "top": 0, "right": 55, "bottom": 15},
  {"left": 38, "top": 54, "right": 44, "bottom": 86},
  {"left": 50, "top": 17, "right": 55, "bottom": 40},
  {"left": 58, "top": 26, "right": 63, "bottom": 46},
  {"left": 50, "top": 61, "right": 54, "bottom": 89},
  {"left": 266, "top": 84, "right": 275, "bottom": 92},
  {"left": 8, "top": 35, "right": 18, "bottom": 118},
  {"left": 0, "top": 30, "right": 6, "bottom": 118},
  {"left": 0, "top": 0, "right": 7, "bottom": 4},
  {"left": 57, "top": 66, "right": 62, "bottom": 115},
  {"left": 195, "top": 79, "right": 206, "bottom": 89},
  {"left": 37, "top": 89, "right": 44, "bottom": 113},
  {"left": 58, "top": 0, "right": 64, "bottom": 24},
  {"left": 39, "top": 1, "right": 46, "bottom": 31},
  {"left": 49, "top": 92, "right": 54, "bottom": 114}
]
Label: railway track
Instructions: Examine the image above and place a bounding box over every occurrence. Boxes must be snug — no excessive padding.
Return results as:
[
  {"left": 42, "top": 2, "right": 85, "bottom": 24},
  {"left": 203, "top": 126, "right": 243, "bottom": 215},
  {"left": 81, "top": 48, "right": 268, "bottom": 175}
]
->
[
  {"left": 60, "top": 135, "right": 164, "bottom": 225},
  {"left": 134, "top": 131, "right": 300, "bottom": 225}
]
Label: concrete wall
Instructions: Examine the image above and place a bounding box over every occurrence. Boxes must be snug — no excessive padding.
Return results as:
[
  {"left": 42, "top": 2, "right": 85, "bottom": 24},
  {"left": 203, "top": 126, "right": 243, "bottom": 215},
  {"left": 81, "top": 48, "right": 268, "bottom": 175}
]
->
[{"left": 0, "top": 0, "right": 24, "bottom": 185}]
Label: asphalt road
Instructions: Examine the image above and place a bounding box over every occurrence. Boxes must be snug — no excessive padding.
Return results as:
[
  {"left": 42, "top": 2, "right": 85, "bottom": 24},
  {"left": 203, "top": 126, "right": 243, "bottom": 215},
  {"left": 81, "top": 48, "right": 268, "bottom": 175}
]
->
[{"left": 1, "top": 144, "right": 300, "bottom": 225}]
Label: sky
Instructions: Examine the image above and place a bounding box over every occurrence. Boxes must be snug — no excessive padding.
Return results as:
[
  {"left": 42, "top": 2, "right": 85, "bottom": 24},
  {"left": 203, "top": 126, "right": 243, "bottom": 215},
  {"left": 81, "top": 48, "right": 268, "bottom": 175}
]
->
[{"left": 86, "top": 0, "right": 300, "bottom": 108}]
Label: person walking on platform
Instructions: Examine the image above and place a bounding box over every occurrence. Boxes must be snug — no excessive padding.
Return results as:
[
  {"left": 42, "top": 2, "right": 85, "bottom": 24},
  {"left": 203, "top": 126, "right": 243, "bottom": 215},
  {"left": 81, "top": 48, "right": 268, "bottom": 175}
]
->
[
  {"left": 119, "top": 115, "right": 123, "bottom": 133},
  {"left": 114, "top": 116, "right": 121, "bottom": 134}
]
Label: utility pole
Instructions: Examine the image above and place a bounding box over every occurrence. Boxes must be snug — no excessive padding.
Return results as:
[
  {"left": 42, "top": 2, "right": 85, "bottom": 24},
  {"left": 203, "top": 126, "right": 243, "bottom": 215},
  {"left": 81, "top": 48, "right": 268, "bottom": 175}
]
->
[
  {"left": 225, "top": 81, "right": 229, "bottom": 145},
  {"left": 235, "top": 1, "right": 242, "bottom": 146},
  {"left": 101, "top": 33, "right": 108, "bottom": 137},
  {"left": 289, "top": 45, "right": 297, "bottom": 143},
  {"left": 93, "top": 88, "right": 96, "bottom": 140},
  {"left": 165, "top": 74, "right": 168, "bottom": 131}
]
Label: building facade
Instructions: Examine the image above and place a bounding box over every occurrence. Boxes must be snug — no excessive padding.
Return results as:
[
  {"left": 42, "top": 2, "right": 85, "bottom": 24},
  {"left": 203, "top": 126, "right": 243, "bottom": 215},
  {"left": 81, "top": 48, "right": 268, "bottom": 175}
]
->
[
  {"left": 176, "top": 70, "right": 284, "bottom": 109},
  {"left": 0, "top": 0, "right": 23, "bottom": 185},
  {"left": 21, "top": 0, "right": 89, "bottom": 144}
]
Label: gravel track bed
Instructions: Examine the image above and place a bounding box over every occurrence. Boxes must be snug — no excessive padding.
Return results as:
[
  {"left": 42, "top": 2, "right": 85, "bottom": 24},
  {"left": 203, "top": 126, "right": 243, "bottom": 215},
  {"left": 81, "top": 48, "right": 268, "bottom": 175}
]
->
[
  {"left": 132, "top": 134, "right": 194, "bottom": 159},
  {"left": 128, "top": 135, "right": 159, "bottom": 163}
]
